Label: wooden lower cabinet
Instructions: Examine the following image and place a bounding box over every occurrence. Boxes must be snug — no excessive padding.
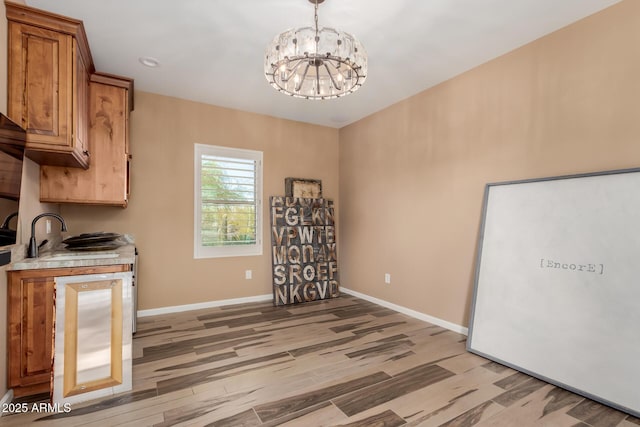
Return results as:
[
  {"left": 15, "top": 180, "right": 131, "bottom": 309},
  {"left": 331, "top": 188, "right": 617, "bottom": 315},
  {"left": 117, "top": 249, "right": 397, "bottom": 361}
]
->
[
  {"left": 7, "top": 274, "right": 54, "bottom": 396},
  {"left": 7, "top": 265, "right": 129, "bottom": 397}
]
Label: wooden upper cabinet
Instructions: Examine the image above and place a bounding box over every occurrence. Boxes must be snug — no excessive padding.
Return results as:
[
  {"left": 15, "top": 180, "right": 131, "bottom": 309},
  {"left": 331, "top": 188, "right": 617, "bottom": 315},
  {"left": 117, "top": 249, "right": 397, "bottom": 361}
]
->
[
  {"left": 6, "top": 2, "right": 94, "bottom": 169},
  {"left": 40, "top": 73, "right": 134, "bottom": 207},
  {"left": 0, "top": 151, "right": 22, "bottom": 200}
]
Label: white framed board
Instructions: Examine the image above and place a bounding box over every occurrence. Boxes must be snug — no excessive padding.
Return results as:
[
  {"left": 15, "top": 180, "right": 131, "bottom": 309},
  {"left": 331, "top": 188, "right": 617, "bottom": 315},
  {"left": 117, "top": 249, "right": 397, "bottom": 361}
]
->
[{"left": 467, "top": 167, "right": 640, "bottom": 418}]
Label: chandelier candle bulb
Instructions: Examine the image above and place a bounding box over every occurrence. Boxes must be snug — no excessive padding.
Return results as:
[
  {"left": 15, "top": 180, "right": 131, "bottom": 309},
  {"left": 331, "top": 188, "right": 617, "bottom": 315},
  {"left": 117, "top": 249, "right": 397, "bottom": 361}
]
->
[{"left": 265, "top": 0, "right": 367, "bottom": 100}]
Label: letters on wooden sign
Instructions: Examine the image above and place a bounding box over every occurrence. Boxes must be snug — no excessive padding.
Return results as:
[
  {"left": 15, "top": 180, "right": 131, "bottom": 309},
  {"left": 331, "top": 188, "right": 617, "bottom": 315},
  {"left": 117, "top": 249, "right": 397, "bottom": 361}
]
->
[{"left": 270, "top": 196, "right": 339, "bottom": 306}]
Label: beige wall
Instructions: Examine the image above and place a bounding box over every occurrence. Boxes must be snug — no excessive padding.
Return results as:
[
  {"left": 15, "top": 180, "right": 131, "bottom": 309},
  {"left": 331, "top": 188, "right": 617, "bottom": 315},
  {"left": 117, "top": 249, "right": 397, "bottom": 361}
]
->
[
  {"left": 338, "top": 0, "right": 640, "bottom": 328},
  {"left": 60, "top": 93, "right": 339, "bottom": 310}
]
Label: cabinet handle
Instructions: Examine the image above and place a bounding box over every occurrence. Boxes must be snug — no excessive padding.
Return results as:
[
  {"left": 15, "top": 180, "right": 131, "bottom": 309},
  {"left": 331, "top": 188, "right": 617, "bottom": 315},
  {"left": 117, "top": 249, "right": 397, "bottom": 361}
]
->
[{"left": 83, "top": 150, "right": 90, "bottom": 157}]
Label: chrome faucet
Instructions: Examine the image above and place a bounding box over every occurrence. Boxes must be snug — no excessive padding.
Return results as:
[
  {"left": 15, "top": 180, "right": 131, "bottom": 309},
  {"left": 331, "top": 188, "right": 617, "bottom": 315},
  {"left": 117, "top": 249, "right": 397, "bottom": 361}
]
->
[{"left": 28, "top": 213, "right": 67, "bottom": 258}]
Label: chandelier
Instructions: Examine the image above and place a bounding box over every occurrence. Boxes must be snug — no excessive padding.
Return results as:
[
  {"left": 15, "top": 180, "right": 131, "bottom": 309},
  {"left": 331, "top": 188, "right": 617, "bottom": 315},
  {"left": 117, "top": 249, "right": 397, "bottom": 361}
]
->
[{"left": 264, "top": 0, "right": 367, "bottom": 100}]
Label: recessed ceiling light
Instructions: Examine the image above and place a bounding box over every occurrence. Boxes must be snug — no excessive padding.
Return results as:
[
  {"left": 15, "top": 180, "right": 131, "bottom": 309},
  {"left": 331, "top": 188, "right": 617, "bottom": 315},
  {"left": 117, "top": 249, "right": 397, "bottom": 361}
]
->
[{"left": 139, "top": 56, "right": 160, "bottom": 68}]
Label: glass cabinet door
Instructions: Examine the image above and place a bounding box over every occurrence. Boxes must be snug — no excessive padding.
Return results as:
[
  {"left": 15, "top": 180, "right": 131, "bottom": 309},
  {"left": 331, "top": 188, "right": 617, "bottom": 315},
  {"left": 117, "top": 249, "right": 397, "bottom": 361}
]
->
[{"left": 53, "top": 272, "right": 133, "bottom": 405}]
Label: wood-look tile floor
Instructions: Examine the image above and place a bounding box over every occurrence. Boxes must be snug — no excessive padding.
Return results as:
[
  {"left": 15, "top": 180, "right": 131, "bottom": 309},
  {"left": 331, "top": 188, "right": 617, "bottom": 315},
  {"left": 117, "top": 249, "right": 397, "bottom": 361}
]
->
[{"left": 4, "top": 295, "right": 639, "bottom": 426}]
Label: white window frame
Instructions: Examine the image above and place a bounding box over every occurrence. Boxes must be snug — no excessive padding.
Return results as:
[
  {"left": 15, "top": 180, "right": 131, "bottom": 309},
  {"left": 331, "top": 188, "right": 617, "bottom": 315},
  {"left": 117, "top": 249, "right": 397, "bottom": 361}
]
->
[{"left": 194, "top": 143, "right": 263, "bottom": 258}]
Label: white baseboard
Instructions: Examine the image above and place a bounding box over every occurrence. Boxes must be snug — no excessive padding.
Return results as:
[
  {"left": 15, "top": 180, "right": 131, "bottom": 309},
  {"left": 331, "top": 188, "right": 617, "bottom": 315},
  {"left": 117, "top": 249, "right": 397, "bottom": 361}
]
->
[
  {"left": 137, "top": 294, "right": 272, "bottom": 317},
  {"left": 136, "top": 290, "right": 468, "bottom": 336},
  {"left": 341, "top": 287, "right": 469, "bottom": 336},
  {"left": 0, "top": 389, "right": 14, "bottom": 417}
]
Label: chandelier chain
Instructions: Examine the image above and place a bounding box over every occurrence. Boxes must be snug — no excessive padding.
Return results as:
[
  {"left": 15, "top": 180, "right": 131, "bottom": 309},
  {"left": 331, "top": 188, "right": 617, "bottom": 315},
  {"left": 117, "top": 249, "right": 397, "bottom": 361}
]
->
[{"left": 314, "top": 0, "right": 319, "bottom": 53}]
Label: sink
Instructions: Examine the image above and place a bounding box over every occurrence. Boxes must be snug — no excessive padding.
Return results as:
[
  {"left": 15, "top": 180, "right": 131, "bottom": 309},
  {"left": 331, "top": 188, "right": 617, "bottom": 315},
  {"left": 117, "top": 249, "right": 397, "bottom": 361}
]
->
[{"left": 45, "top": 252, "right": 119, "bottom": 261}]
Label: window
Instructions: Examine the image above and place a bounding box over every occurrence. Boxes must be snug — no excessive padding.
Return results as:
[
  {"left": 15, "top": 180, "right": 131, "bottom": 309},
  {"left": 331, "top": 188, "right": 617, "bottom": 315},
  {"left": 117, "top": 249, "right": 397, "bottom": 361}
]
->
[{"left": 194, "top": 144, "right": 262, "bottom": 258}]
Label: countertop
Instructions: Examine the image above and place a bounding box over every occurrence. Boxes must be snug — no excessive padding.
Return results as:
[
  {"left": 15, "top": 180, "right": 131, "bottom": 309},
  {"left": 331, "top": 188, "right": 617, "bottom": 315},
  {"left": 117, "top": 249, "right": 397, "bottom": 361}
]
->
[{"left": 9, "top": 244, "right": 136, "bottom": 270}]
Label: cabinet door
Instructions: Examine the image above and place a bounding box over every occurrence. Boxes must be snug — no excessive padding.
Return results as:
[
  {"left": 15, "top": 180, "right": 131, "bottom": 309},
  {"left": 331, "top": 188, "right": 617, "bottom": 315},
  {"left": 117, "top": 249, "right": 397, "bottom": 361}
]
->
[
  {"left": 7, "top": 275, "right": 55, "bottom": 391},
  {"left": 40, "top": 78, "right": 130, "bottom": 206},
  {"left": 52, "top": 272, "right": 132, "bottom": 405},
  {"left": 8, "top": 22, "right": 72, "bottom": 146},
  {"left": 7, "top": 21, "right": 89, "bottom": 169},
  {"left": 0, "top": 151, "right": 22, "bottom": 200}
]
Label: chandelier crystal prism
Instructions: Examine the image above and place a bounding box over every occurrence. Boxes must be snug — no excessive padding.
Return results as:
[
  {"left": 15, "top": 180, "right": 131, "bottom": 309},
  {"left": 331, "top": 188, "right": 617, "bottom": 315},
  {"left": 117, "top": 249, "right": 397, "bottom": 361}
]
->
[{"left": 264, "top": 0, "right": 367, "bottom": 100}]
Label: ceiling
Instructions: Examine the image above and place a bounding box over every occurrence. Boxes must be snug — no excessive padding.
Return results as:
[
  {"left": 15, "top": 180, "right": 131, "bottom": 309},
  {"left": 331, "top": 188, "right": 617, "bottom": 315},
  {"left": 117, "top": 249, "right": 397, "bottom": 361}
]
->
[{"left": 26, "top": 0, "right": 622, "bottom": 128}]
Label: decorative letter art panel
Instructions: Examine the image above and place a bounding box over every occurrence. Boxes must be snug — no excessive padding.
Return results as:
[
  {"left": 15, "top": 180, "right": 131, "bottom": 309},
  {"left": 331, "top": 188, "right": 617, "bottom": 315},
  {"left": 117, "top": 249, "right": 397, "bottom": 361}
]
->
[{"left": 270, "top": 197, "right": 339, "bottom": 306}]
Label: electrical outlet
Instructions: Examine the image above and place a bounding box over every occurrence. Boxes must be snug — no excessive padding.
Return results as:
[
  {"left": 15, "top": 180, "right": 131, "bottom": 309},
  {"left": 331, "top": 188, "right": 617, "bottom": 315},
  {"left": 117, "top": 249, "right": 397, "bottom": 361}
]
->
[
  {"left": 384, "top": 273, "right": 391, "bottom": 284},
  {"left": 45, "top": 219, "right": 51, "bottom": 234},
  {"left": 245, "top": 270, "right": 252, "bottom": 280}
]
